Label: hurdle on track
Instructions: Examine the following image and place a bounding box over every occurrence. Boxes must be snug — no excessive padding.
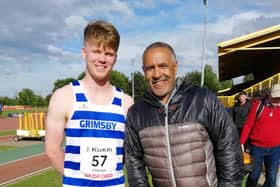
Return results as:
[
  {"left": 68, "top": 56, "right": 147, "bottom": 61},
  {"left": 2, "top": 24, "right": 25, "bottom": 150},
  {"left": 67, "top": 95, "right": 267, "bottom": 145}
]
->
[{"left": 14, "top": 112, "right": 46, "bottom": 141}]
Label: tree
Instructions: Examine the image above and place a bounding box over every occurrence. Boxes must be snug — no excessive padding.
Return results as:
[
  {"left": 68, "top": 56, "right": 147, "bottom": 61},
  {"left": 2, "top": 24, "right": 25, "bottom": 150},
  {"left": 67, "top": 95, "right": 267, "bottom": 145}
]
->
[
  {"left": 185, "top": 70, "right": 201, "bottom": 87},
  {"left": 0, "top": 96, "right": 17, "bottom": 105},
  {"left": 110, "top": 70, "right": 130, "bottom": 94},
  {"left": 185, "top": 64, "right": 231, "bottom": 93},
  {"left": 52, "top": 78, "right": 75, "bottom": 93},
  {"left": 77, "top": 72, "right": 85, "bottom": 80},
  {"left": 203, "top": 64, "right": 220, "bottom": 92},
  {"left": 32, "top": 95, "right": 47, "bottom": 107},
  {"left": 243, "top": 73, "right": 254, "bottom": 82},
  {"left": 131, "top": 71, "right": 148, "bottom": 102},
  {"left": 18, "top": 88, "right": 36, "bottom": 106},
  {"left": 219, "top": 80, "right": 233, "bottom": 91}
]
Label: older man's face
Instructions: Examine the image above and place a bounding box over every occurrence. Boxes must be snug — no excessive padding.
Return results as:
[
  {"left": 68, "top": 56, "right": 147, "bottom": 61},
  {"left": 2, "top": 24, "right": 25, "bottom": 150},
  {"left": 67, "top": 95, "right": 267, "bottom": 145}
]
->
[{"left": 142, "top": 47, "right": 177, "bottom": 103}]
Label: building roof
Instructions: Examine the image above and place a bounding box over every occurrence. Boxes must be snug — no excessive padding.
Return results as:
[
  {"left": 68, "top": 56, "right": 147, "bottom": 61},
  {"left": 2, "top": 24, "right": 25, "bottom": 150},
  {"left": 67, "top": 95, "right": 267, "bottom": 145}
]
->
[{"left": 218, "top": 24, "right": 280, "bottom": 84}]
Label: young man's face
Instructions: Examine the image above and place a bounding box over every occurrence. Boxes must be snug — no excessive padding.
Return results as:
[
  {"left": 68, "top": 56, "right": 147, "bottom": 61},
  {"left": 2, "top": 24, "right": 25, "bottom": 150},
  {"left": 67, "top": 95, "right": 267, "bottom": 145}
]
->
[
  {"left": 142, "top": 47, "right": 177, "bottom": 103},
  {"left": 82, "top": 41, "right": 117, "bottom": 82}
]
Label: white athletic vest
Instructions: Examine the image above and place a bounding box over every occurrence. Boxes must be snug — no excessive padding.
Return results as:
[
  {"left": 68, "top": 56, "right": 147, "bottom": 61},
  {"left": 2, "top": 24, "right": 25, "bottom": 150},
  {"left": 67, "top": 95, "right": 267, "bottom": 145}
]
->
[{"left": 63, "top": 80, "right": 126, "bottom": 187}]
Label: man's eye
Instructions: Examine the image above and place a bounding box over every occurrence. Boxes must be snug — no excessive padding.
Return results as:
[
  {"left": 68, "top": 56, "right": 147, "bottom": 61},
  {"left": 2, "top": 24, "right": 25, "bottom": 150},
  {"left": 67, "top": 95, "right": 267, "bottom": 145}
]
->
[
  {"left": 143, "top": 66, "right": 154, "bottom": 71},
  {"left": 159, "top": 64, "right": 168, "bottom": 68},
  {"left": 92, "top": 50, "right": 100, "bottom": 54},
  {"left": 106, "top": 53, "right": 114, "bottom": 57}
]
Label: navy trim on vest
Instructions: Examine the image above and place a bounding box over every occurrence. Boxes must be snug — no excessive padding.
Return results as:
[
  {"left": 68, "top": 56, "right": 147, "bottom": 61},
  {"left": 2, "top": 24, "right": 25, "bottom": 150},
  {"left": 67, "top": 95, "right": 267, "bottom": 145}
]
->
[
  {"left": 75, "top": 93, "right": 87, "bottom": 102},
  {"left": 65, "top": 145, "right": 80, "bottom": 154},
  {"left": 72, "top": 80, "right": 80, "bottom": 86},
  {"left": 65, "top": 128, "right": 125, "bottom": 139},
  {"left": 116, "top": 163, "right": 123, "bottom": 170},
  {"left": 112, "top": 97, "right": 122, "bottom": 106},
  {"left": 71, "top": 110, "right": 125, "bottom": 123},
  {"left": 116, "top": 87, "right": 121, "bottom": 92}
]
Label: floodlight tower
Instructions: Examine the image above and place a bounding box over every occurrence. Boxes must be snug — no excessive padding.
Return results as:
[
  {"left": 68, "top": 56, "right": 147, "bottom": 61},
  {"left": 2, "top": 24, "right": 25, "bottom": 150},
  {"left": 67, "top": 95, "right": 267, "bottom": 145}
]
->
[{"left": 200, "top": 0, "right": 208, "bottom": 87}]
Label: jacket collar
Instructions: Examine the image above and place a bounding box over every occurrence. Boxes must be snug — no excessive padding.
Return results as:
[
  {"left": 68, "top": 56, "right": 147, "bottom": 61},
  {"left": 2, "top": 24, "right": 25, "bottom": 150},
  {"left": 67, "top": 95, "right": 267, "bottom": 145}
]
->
[{"left": 142, "top": 78, "right": 193, "bottom": 107}]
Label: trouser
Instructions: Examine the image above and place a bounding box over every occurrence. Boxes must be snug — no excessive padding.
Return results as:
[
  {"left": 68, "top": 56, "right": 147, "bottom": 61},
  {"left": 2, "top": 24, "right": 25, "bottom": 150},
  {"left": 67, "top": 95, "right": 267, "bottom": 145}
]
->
[{"left": 246, "top": 145, "right": 280, "bottom": 187}]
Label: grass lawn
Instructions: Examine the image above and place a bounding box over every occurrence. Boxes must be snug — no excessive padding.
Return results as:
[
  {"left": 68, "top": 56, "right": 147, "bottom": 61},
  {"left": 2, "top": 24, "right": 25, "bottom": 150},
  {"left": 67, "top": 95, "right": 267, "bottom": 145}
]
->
[
  {"left": 5, "top": 167, "right": 246, "bottom": 187},
  {"left": 7, "top": 169, "right": 62, "bottom": 187},
  {"left": 0, "top": 130, "right": 15, "bottom": 136},
  {"left": 0, "top": 130, "right": 17, "bottom": 152},
  {"left": 0, "top": 108, "right": 47, "bottom": 118}
]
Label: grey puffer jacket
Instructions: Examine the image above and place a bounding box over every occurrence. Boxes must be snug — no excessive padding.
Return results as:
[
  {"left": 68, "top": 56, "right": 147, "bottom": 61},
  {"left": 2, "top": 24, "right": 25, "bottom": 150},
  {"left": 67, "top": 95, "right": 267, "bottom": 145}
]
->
[{"left": 124, "top": 79, "right": 243, "bottom": 187}]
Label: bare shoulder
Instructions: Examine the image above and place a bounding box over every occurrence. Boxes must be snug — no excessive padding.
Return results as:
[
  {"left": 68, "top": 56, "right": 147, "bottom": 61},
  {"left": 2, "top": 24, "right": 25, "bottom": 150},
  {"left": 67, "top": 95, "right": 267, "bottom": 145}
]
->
[
  {"left": 48, "top": 84, "right": 74, "bottom": 118},
  {"left": 49, "top": 84, "right": 73, "bottom": 105},
  {"left": 123, "top": 93, "right": 134, "bottom": 115}
]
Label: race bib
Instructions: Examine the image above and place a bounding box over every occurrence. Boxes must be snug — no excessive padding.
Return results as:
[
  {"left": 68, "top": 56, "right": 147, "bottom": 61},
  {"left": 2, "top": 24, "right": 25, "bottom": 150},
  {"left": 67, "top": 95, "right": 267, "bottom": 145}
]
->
[{"left": 80, "top": 138, "right": 116, "bottom": 174}]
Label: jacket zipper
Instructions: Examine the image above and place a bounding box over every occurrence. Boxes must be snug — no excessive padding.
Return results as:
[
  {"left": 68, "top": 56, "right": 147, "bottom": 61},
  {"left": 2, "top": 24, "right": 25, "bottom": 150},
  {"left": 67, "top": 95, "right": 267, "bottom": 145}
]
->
[{"left": 164, "top": 89, "right": 177, "bottom": 187}]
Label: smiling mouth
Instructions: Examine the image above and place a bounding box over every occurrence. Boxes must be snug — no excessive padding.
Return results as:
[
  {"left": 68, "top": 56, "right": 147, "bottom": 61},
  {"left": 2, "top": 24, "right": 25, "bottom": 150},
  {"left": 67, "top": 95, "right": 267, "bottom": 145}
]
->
[
  {"left": 152, "top": 80, "right": 168, "bottom": 88},
  {"left": 96, "top": 65, "right": 107, "bottom": 70}
]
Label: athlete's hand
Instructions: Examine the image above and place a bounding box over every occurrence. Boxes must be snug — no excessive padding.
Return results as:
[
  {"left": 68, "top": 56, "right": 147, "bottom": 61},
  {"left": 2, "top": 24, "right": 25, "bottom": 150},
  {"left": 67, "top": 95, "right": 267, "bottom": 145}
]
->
[{"left": 240, "top": 144, "right": 244, "bottom": 152}]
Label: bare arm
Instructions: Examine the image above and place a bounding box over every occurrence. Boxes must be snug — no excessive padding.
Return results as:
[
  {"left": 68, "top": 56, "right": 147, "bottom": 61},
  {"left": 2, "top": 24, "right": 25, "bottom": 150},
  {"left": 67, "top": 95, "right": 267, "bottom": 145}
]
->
[
  {"left": 45, "top": 85, "right": 73, "bottom": 175},
  {"left": 123, "top": 93, "right": 134, "bottom": 116}
]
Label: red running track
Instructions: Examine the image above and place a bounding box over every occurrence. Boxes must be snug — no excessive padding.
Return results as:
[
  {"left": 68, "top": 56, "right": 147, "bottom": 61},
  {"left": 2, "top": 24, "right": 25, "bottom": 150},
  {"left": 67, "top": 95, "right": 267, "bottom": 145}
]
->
[
  {"left": 0, "top": 117, "right": 53, "bottom": 186},
  {"left": 0, "top": 154, "right": 52, "bottom": 186}
]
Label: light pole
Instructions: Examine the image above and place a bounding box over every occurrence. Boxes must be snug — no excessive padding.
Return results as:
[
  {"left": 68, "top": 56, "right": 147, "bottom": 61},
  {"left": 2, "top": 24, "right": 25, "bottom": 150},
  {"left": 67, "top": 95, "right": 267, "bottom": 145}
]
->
[{"left": 200, "top": 0, "right": 208, "bottom": 87}]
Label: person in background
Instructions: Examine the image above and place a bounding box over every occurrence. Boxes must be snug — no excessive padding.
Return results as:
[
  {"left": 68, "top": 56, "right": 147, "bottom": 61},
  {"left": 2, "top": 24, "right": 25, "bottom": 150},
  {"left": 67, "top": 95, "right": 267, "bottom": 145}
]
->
[
  {"left": 124, "top": 41, "right": 243, "bottom": 187},
  {"left": 240, "top": 84, "right": 280, "bottom": 187},
  {"left": 45, "top": 20, "right": 134, "bottom": 187},
  {"left": 0, "top": 102, "right": 2, "bottom": 115},
  {"left": 232, "top": 91, "right": 251, "bottom": 136}
]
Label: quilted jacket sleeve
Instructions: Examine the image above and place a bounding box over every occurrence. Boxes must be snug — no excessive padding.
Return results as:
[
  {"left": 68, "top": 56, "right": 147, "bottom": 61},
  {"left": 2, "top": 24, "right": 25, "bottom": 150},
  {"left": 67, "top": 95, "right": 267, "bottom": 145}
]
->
[{"left": 206, "top": 91, "right": 243, "bottom": 187}]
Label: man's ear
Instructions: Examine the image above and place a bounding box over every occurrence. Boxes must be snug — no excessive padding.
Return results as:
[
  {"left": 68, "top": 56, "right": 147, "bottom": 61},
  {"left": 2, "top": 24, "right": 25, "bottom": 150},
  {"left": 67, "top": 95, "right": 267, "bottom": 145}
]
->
[
  {"left": 81, "top": 47, "right": 86, "bottom": 60},
  {"left": 174, "top": 61, "right": 178, "bottom": 74},
  {"left": 113, "top": 54, "right": 117, "bottom": 65}
]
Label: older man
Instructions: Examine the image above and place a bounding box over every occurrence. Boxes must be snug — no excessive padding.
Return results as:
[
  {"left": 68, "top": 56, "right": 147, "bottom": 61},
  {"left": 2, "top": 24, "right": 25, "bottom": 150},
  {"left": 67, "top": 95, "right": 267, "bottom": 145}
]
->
[{"left": 124, "top": 41, "right": 243, "bottom": 187}]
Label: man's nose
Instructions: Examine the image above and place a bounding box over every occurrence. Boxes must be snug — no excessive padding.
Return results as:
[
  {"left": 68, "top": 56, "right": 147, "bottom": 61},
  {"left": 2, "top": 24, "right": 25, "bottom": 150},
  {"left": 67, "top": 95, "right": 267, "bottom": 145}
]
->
[
  {"left": 97, "top": 53, "right": 106, "bottom": 62},
  {"left": 153, "top": 67, "right": 161, "bottom": 78}
]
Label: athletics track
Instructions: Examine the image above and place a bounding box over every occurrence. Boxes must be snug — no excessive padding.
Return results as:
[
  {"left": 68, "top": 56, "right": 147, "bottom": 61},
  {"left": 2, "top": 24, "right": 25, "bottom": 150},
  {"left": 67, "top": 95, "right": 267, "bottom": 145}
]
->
[{"left": 0, "top": 117, "right": 52, "bottom": 186}]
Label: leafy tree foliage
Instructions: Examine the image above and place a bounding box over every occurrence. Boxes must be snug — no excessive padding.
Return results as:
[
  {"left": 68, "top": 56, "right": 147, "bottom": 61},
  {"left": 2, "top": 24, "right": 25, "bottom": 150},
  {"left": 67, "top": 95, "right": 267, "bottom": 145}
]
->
[
  {"left": 18, "top": 88, "right": 36, "bottom": 105},
  {"left": 185, "top": 70, "right": 201, "bottom": 87},
  {"left": 219, "top": 80, "right": 233, "bottom": 90},
  {"left": 77, "top": 72, "right": 85, "bottom": 80},
  {"left": 243, "top": 73, "right": 254, "bottom": 82},
  {"left": 204, "top": 64, "right": 220, "bottom": 92},
  {"left": 0, "top": 96, "right": 17, "bottom": 105},
  {"left": 110, "top": 70, "right": 130, "bottom": 94},
  {"left": 52, "top": 78, "right": 75, "bottom": 93},
  {"left": 185, "top": 64, "right": 232, "bottom": 92},
  {"left": 131, "top": 71, "right": 148, "bottom": 102},
  {"left": 0, "top": 64, "right": 236, "bottom": 107}
]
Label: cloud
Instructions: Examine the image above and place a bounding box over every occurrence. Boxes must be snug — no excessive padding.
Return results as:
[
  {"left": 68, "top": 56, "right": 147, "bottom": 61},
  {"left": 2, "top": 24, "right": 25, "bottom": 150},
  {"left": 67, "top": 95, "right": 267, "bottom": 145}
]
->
[{"left": 0, "top": 0, "right": 279, "bottom": 97}]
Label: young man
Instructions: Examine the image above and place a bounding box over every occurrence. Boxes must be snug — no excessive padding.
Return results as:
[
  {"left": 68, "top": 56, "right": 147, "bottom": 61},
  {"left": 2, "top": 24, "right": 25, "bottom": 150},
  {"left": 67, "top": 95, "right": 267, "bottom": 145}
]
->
[
  {"left": 45, "top": 21, "right": 133, "bottom": 187},
  {"left": 240, "top": 84, "right": 280, "bottom": 187},
  {"left": 124, "top": 42, "right": 243, "bottom": 187}
]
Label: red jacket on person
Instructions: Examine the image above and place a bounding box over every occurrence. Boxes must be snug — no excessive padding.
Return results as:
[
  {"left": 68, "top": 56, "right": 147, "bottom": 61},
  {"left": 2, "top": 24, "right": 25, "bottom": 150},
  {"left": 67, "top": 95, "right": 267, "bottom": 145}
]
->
[{"left": 240, "top": 100, "right": 280, "bottom": 147}]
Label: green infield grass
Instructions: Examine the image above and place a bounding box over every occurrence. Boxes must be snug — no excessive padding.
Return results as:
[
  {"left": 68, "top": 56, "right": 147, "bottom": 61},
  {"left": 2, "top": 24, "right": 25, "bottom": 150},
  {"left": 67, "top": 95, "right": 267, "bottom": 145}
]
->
[
  {"left": 6, "top": 169, "right": 61, "bottom": 187},
  {"left": 5, "top": 167, "right": 155, "bottom": 187},
  {"left": 0, "top": 108, "right": 47, "bottom": 118},
  {"left": 0, "top": 130, "right": 15, "bottom": 136},
  {"left": 5, "top": 167, "right": 247, "bottom": 187}
]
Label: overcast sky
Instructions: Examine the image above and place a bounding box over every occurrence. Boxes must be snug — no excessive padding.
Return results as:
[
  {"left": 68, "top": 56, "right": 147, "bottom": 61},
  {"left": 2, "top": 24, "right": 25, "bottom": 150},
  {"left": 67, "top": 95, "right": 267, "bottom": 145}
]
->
[{"left": 0, "top": 0, "right": 279, "bottom": 97}]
